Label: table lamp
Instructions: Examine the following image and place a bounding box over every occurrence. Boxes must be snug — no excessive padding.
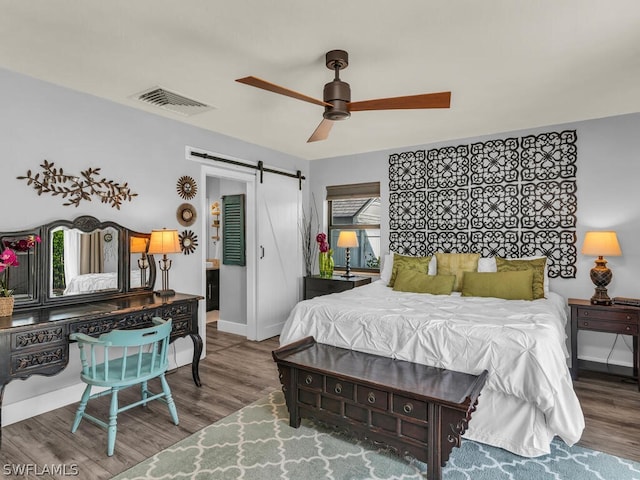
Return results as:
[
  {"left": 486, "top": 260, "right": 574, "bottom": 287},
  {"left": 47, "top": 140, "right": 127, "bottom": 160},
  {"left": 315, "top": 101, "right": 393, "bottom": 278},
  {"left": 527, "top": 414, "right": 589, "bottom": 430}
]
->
[
  {"left": 337, "top": 230, "right": 359, "bottom": 278},
  {"left": 147, "top": 228, "right": 181, "bottom": 296},
  {"left": 130, "top": 236, "right": 149, "bottom": 288},
  {"left": 581, "top": 231, "right": 622, "bottom": 305}
]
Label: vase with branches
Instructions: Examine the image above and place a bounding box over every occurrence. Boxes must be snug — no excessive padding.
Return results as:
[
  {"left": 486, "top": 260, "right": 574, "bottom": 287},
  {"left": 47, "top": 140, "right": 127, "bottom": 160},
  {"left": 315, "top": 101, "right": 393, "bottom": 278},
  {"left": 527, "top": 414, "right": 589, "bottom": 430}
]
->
[{"left": 299, "top": 197, "right": 319, "bottom": 277}]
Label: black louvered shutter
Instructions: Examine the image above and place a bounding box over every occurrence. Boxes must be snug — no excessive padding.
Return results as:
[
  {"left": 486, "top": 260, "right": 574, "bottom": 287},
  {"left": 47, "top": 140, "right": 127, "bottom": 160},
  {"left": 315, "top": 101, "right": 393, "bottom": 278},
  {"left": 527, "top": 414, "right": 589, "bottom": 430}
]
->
[{"left": 222, "top": 194, "right": 246, "bottom": 266}]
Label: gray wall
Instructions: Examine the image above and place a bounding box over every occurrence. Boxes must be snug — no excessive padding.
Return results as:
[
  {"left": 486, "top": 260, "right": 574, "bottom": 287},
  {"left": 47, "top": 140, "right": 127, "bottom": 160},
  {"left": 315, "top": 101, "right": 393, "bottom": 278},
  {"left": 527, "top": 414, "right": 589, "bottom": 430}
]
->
[
  {"left": 0, "top": 66, "right": 308, "bottom": 424},
  {"left": 309, "top": 112, "right": 640, "bottom": 367}
]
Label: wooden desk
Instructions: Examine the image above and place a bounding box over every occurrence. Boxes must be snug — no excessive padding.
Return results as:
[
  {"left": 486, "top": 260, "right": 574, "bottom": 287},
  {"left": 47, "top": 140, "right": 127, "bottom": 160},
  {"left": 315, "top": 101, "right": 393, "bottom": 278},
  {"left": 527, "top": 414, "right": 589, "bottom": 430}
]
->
[{"left": 0, "top": 292, "right": 203, "bottom": 445}]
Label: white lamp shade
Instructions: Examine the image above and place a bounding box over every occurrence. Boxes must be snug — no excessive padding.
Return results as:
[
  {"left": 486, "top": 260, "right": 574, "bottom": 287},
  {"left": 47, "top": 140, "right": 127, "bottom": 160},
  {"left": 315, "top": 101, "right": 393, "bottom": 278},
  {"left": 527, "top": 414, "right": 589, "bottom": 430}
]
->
[
  {"left": 581, "top": 231, "right": 622, "bottom": 257},
  {"left": 337, "top": 231, "right": 359, "bottom": 248},
  {"left": 147, "top": 229, "right": 181, "bottom": 255}
]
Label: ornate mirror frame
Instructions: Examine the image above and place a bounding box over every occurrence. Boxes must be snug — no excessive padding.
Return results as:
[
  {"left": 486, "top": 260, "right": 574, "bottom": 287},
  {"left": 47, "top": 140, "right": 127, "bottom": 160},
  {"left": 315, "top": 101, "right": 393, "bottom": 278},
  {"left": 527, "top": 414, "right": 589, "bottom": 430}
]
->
[{"left": 0, "top": 216, "right": 156, "bottom": 311}]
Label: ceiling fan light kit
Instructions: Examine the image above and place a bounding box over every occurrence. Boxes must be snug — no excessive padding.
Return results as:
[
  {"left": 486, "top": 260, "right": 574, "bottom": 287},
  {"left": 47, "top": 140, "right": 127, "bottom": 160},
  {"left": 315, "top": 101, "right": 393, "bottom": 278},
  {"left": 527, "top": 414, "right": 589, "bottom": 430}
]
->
[{"left": 236, "top": 49, "right": 451, "bottom": 143}]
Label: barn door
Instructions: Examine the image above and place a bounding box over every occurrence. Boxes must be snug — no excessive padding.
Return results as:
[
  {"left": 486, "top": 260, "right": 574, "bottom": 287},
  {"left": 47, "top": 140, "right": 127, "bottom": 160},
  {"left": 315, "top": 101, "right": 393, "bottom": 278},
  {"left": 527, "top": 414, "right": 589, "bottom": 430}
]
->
[{"left": 254, "top": 172, "right": 300, "bottom": 341}]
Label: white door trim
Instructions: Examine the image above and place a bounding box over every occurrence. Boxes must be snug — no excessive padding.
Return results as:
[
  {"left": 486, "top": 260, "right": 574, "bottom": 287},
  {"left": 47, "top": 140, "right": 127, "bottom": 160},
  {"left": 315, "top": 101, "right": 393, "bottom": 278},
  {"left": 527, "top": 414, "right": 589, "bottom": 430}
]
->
[{"left": 188, "top": 147, "right": 258, "bottom": 341}]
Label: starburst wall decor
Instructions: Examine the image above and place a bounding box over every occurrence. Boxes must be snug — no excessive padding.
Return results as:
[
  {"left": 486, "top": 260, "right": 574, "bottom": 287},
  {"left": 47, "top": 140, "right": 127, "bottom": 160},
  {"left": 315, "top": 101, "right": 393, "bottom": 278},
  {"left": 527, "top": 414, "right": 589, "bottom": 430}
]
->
[{"left": 388, "top": 130, "right": 578, "bottom": 278}]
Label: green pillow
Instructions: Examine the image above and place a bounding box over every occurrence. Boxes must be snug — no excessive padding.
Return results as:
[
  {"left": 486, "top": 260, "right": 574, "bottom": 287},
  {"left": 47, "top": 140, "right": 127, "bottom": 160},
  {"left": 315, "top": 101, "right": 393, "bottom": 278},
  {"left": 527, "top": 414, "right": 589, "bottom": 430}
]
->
[
  {"left": 388, "top": 253, "right": 432, "bottom": 287},
  {"left": 461, "top": 271, "right": 534, "bottom": 300},
  {"left": 435, "top": 252, "right": 480, "bottom": 292},
  {"left": 393, "top": 271, "right": 456, "bottom": 295},
  {"left": 496, "top": 257, "right": 546, "bottom": 299}
]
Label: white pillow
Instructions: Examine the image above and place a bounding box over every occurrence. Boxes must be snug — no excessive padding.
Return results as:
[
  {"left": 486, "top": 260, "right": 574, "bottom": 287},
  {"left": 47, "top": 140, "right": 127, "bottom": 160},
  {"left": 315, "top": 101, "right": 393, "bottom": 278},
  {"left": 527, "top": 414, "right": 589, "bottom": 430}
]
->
[
  {"left": 380, "top": 253, "right": 393, "bottom": 285},
  {"left": 428, "top": 255, "right": 437, "bottom": 275},
  {"left": 477, "top": 257, "right": 497, "bottom": 272}
]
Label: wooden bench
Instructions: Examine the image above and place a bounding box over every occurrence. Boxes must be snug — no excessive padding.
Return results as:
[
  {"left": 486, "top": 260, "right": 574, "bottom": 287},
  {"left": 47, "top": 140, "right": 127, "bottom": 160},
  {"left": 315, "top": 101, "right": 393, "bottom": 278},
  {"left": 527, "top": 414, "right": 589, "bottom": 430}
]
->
[{"left": 272, "top": 336, "right": 488, "bottom": 480}]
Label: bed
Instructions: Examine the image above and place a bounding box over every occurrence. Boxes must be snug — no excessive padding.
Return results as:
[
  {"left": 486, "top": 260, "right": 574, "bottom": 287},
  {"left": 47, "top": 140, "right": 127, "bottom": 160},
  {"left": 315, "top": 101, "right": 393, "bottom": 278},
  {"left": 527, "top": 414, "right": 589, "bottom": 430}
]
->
[
  {"left": 280, "top": 273, "right": 585, "bottom": 457},
  {"left": 64, "top": 270, "right": 142, "bottom": 295}
]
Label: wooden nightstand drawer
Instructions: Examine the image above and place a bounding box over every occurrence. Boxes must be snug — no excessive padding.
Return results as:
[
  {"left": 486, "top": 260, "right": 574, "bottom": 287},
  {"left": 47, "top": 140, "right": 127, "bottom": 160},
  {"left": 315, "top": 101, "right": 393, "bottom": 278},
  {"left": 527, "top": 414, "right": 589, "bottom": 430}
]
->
[
  {"left": 576, "top": 307, "right": 638, "bottom": 323},
  {"left": 577, "top": 317, "right": 638, "bottom": 334}
]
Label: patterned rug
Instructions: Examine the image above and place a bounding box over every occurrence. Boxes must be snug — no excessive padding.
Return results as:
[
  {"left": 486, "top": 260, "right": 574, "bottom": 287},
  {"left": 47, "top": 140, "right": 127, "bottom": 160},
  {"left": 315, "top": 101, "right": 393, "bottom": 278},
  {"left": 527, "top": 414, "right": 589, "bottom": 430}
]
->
[{"left": 113, "top": 391, "right": 640, "bottom": 480}]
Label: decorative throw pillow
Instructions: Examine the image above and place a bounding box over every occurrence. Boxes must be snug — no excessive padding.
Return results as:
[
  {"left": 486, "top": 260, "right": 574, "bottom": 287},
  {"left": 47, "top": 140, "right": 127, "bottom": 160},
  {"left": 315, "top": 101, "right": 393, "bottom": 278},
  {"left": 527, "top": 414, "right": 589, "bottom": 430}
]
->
[
  {"left": 435, "top": 253, "right": 480, "bottom": 292},
  {"left": 461, "top": 271, "right": 534, "bottom": 301},
  {"left": 380, "top": 253, "right": 394, "bottom": 285},
  {"left": 496, "top": 256, "right": 547, "bottom": 299},
  {"left": 388, "top": 253, "right": 432, "bottom": 288},
  {"left": 393, "top": 271, "right": 456, "bottom": 295}
]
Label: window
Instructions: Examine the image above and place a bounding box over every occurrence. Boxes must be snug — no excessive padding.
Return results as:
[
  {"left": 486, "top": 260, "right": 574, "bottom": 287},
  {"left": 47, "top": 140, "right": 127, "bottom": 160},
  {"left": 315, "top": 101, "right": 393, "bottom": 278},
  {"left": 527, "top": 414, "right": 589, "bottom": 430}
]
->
[{"left": 327, "top": 182, "right": 381, "bottom": 272}]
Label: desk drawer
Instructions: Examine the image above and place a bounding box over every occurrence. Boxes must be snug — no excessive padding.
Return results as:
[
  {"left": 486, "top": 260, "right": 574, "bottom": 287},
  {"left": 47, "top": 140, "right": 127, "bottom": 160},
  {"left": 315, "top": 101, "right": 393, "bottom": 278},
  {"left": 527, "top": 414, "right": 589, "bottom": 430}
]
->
[{"left": 12, "top": 326, "right": 65, "bottom": 350}]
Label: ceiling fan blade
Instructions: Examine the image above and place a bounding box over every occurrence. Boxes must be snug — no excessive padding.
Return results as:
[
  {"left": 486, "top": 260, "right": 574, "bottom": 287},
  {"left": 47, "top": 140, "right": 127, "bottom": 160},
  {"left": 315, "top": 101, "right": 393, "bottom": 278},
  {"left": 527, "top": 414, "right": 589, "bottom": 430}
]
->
[
  {"left": 349, "top": 91, "right": 451, "bottom": 112},
  {"left": 307, "top": 119, "right": 334, "bottom": 143},
  {"left": 236, "top": 76, "right": 332, "bottom": 108}
]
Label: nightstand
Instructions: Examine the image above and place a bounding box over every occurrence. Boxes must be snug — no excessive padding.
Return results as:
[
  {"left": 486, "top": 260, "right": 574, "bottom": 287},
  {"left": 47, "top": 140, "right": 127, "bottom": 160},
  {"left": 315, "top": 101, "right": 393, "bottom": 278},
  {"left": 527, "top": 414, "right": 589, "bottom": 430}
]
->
[
  {"left": 304, "top": 275, "right": 372, "bottom": 300},
  {"left": 569, "top": 298, "right": 639, "bottom": 389}
]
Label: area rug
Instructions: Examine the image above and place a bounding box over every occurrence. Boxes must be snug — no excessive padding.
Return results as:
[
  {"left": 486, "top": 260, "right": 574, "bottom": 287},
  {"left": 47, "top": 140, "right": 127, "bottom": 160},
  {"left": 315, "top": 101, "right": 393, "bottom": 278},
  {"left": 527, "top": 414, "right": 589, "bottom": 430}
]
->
[{"left": 113, "top": 391, "right": 640, "bottom": 480}]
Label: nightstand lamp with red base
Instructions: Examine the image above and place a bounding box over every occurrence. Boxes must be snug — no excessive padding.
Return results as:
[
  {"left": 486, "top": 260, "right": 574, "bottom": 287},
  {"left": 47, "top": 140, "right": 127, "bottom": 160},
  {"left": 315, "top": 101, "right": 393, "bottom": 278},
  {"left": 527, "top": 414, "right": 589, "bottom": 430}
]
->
[{"left": 581, "top": 231, "right": 622, "bottom": 305}]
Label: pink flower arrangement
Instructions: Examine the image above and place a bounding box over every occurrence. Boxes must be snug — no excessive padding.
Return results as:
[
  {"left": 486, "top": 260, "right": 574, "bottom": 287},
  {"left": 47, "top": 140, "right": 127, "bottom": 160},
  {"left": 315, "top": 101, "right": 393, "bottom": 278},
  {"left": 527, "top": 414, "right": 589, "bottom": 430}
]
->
[
  {"left": 316, "top": 233, "right": 329, "bottom": 253},
  {"left": 0, "top": 235, "right": 41, "bottom": 297}
]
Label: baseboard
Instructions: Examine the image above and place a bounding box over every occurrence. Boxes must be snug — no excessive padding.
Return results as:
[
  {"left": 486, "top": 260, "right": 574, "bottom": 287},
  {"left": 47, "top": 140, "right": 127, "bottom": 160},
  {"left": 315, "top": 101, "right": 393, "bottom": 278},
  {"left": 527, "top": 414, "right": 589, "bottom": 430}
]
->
[
  {"left": 3, "top": 349, "right": 194, "bottom": 428},
  {"left": 2, "top": 383, "right": 109, "bottom": 427},
  {"left": 217, "top": 319, "right": 247, "bottom": 337}
]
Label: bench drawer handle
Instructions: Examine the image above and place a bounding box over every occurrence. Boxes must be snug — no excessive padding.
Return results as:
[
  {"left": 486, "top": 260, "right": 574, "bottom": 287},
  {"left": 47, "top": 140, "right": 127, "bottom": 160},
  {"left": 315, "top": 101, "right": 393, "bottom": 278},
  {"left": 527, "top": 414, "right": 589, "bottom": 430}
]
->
[
  {"left": 334, "top": 383, "right": 342, "bottom": 394},
  {"left": 367, "top": 392, "right": 376, "bottom": 404},
  {"left": 403, "top": 403, "right": 413, "bottom": 414},
  {"left": 305, "top": 375, "right": 313, "bottom": 385}
]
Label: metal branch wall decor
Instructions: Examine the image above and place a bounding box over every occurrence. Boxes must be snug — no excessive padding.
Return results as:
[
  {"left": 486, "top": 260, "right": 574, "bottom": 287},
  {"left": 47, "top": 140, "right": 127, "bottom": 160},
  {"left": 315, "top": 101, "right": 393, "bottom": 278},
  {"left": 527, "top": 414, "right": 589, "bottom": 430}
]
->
[
  {"left": 388, "top": 130, "right": 578, "bottom": 278},
  {"left": 17, "top": 160, "right": 138, "bottom": 209}
]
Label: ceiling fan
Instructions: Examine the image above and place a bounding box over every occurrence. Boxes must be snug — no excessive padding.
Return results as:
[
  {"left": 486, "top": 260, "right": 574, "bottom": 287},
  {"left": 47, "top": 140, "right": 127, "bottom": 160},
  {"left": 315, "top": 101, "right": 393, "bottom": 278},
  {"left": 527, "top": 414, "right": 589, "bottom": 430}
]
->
[{"left": 236, "top": 49, "right": 451, "bottom": 143}]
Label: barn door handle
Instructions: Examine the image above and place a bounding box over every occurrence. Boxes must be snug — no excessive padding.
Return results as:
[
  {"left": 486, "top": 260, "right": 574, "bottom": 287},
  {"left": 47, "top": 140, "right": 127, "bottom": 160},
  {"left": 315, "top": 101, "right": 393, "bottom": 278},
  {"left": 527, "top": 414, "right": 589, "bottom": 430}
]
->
[{"left": 260, "top": 246, "right": 265, "bottom": 259}]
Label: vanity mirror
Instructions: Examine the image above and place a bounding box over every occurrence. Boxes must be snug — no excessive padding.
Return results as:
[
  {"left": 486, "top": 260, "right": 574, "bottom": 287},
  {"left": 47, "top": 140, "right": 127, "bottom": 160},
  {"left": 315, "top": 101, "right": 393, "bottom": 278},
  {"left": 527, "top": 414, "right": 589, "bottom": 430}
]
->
[{"left": 0, "top": 216, "right": 156, "bottom": 310}]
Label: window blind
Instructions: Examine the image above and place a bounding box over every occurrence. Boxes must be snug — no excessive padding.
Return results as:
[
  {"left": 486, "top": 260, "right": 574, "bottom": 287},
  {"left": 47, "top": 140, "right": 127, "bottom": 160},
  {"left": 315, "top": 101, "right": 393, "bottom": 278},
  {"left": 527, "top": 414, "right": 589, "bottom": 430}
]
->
[{"left": 326, "top": 182, "right": 380, "bottom": 200}]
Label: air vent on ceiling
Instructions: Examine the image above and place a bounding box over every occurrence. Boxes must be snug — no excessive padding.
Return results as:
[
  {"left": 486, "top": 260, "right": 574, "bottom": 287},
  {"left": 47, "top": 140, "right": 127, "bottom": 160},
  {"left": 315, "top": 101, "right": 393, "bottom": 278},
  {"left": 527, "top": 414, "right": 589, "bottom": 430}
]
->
[{"left": 133, "top": 87, "right": 213, "bottom": 116}]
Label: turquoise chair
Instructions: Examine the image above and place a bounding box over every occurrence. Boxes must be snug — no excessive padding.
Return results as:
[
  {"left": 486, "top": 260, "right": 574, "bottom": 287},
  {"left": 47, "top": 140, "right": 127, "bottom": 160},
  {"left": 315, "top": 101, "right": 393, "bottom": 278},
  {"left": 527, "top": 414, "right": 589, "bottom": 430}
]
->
[{"left": 69, "top": 317, "right": 179, "bottom": 456}]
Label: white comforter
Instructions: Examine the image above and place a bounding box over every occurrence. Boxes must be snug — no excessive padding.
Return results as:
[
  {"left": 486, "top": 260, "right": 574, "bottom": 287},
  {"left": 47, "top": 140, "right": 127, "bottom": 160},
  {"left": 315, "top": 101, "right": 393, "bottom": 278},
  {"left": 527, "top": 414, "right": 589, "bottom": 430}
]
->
[{"left": 280, "top": 280, "right": 584, "bottom": 457}]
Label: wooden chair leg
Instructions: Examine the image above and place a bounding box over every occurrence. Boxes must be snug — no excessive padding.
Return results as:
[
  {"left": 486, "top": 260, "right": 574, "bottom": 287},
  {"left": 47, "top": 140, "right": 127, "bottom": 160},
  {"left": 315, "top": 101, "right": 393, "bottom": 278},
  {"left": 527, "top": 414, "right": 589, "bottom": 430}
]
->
[
  {"left": 107, "top": 388, "right": 119, "bottom": 456},
  {"left": 160, "top": 374, "right": 179, "bottom": 425},
  {"left": 71, "top": 385, "right": 92, "bottom": 433}
]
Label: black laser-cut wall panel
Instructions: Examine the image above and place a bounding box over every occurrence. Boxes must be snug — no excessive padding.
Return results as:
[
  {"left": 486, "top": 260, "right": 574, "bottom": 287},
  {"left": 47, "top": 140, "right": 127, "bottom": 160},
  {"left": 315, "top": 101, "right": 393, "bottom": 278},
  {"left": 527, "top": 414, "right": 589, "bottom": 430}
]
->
[{"left": 388, "top": 130, "right": 577, "bottom": 278}]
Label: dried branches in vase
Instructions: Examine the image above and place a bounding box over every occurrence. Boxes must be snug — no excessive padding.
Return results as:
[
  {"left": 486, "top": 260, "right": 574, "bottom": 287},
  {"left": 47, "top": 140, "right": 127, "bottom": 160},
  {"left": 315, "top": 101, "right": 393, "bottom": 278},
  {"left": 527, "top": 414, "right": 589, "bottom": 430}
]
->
[
  {"left": 299, "top": 198, "right": 319, "bottom": 277},
  {"left": 17, "top": 160, "right": 138, "bottom": 209}
]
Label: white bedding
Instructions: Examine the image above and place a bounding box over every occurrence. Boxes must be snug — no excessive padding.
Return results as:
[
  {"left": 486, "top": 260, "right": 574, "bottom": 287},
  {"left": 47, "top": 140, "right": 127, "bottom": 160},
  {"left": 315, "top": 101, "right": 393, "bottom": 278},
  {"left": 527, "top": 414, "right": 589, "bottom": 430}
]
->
[
  {"left": 280, "top": 280, "right": 584, "bottom": 457},
  {"left": 64, "top": 271, "right": 141, "bottom": 294}
]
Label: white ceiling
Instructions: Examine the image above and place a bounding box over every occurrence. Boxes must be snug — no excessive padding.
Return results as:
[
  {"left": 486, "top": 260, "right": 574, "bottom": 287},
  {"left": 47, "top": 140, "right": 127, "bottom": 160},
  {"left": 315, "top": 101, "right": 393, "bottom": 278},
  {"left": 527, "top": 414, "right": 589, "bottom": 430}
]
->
[{"left": 1, "top": 1, "right": 639, "bottom": 160}]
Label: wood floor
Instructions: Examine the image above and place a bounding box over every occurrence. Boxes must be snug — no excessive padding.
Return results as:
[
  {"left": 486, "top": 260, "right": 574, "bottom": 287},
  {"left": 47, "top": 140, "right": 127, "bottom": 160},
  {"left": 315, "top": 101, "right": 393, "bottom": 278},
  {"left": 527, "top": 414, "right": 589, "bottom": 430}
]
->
[{"left": 0, "top": 323, "right": 638, "bottom": 479}]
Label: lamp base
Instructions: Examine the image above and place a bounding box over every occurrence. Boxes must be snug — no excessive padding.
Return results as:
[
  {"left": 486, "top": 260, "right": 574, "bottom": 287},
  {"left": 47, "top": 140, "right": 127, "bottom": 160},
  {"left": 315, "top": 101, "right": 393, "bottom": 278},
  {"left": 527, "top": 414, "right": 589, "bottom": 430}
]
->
[
  {"left": 340, "top": 273, "right": 356, "bottom": 279},
  {"left": 589, "top": 258, "right": 613, "bottom": 305},
  {"left": 591, "top": 287, "right": 612, "bottom": 305},
  {"left": 154, "top": 289, "right": 176, "bottom": 297}
]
